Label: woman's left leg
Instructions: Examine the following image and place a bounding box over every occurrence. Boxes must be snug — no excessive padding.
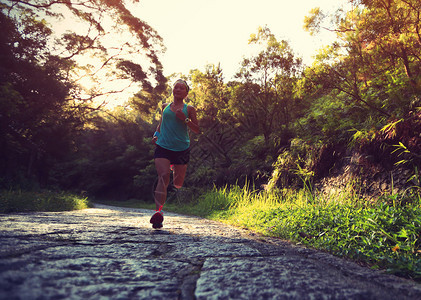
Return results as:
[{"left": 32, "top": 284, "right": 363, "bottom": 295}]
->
[
  {"left": 154, "top": 158, "right": 171, "bottom": 210},
  {"left": 172, "top": 164, "right": 188, "bottom": 189}
]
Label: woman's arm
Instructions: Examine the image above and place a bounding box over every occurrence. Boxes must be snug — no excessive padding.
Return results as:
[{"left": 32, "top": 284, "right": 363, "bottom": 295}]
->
[
  {"left": 186, "top": 105, "right": 200, "bottom": 134},
  {"left": 152, "top": 103, "right": 167, "bottom": 144},
  {"left": 176, "top": 105, "right": 200, "bottom": 134}
]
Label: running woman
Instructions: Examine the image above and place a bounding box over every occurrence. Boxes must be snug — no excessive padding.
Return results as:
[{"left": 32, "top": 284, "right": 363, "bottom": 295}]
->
[{"left": 150, "top": 79, "right": 200, "bottom": 228}]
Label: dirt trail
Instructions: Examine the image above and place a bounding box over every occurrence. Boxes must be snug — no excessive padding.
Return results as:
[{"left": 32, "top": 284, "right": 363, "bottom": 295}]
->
[{"left": 1, "top": 204, "right": 420, "bottom": 299}]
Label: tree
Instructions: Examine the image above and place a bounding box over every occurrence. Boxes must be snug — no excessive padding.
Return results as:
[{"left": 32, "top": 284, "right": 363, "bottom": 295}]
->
[
  {"left": 234, "top": 26, "right": 302, "bottom": 144},
  {"left": 304, "top": 0, "right": 421, "bottom": 119},
  {"left": 354, "top": 0, "right": 421, "bottom": 89},
  {"left": 2, "top": 0, "right": 167, "bottom": 105},
  {"left": 52, "top": 108, "right": 156, "bottom": 200},
  {"left": 0, "top": 10, "right": 80, "bottom": 187},
  {"left": 189, "top": 66, "right": 236, "bottom": 171}
]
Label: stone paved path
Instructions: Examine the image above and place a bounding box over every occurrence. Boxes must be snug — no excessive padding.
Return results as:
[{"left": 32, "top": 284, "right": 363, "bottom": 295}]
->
[{"left": 1, "top": 204, "right": 421, "bottom": 299}]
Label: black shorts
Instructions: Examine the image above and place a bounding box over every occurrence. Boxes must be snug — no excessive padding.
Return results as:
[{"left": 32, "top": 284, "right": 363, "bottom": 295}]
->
[{"left": 154, "top": 145, "right": 190, "bottom": 165}]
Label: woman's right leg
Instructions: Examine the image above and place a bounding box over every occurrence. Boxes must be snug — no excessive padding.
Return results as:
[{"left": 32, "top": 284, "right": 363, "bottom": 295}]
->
[{"left": 154, "top": 158, "right": 171, "bottom": 210}]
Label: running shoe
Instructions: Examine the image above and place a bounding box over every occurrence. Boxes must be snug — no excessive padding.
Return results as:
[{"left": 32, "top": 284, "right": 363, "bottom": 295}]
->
[{"left": 150, "top": 210, "right": 163, "bottom": 229}]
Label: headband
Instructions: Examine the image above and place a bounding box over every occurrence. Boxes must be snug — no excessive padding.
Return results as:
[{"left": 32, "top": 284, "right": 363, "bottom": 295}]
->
[{"left": 173, "top": 79, "right": 190, "bottom": 92}]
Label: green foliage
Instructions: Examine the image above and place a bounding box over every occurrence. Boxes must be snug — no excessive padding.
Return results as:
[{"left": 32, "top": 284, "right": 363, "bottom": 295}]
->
[
  {"left": 226, "top": 136, "right": 273, "bottom": 185},
  {"left": 269, "top": 138, "right": 319, "bottom": 190},
  {"left": 2, "top": 0, "right": 166, "bottom": 90},
  {"left": 133, "top": 162, "right": 156, "bottom": 200},
  {"left": 303, "top": 7, "right": 325, "bottom": 36},
  {"left": 305, "top": 0, "right": 421, "bottom": 122},
  {"left": 349, "top": 128, "right": 377, "bottom": 148},
  {"left": 187, "top": 165, "right": 218, "bottom": 188},
  {"left": 350, "top": 110, "right": 421, "bottom": 188},
  {"left": 296, "top": 93, "right": 365, "bottom": 144},
  {"left": 0, "top": 9, "right": 83, "bottom": 189},
  {"left": 52, "top": 109, "right": 156, "bottom": 201},
  {"left": 0, "top": 190, "right": 90, "bottom": 213},
  {"left": 185, "top": 187, "right": 233, "bottom": 217}
]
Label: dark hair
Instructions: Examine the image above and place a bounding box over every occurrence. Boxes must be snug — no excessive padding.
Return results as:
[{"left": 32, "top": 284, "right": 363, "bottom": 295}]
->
[{"left": 174, "top": 79, "right": 190, "bottom": 92}]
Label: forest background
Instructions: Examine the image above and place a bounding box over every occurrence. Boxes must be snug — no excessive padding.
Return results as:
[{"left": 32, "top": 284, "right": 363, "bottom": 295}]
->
[{"left": 1, "top": 0, "right": 421, "bottom": 279}]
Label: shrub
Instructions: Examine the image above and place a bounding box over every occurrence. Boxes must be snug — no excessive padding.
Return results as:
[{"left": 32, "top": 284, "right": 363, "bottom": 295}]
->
[{"left": 0, "top": 190, "right": 90, "bottom": 213}]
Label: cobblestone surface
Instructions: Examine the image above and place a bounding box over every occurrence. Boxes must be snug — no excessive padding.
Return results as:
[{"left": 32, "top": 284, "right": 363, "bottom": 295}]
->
[{"left": 1, "top": 204, "right": 421, "bottom": 299}]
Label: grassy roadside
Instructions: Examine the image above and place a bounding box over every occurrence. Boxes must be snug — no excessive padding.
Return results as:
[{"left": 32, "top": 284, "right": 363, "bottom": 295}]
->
[
  {"left": 3, "top": 184, "right": 419, "bottom": 281},
  {"left": 0, "top": 189, "right": 91, "bottom": 213},
  {"left": 204, "top": 185, "right": 421, "bottom": 281},
  {"left": 106, "top": 184, "right": 421, "bottom": 282}
]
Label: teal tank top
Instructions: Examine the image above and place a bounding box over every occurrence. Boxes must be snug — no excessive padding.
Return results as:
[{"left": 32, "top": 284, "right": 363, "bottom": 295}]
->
[{"left": 156, "top": 103, "right": 190, "bottom": 151}]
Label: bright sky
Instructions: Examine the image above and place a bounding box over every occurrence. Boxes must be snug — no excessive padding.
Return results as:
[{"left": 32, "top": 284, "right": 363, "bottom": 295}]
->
[{"left": 132, "top": 0, "right": 347, "bottom": 81}]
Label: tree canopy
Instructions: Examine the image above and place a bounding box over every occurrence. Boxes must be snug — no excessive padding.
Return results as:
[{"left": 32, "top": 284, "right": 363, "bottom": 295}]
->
[{"left": 1, "top": 0, "right": 420, "bottom": 198}]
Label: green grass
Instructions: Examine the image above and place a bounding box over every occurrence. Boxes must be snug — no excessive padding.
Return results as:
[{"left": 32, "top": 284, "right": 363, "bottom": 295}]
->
[
  {"left": 0, "top": 189, "right": 91, "bottom": 213},
  {"left": 199, "top": 185, "right": 421, "bottom": 281}
]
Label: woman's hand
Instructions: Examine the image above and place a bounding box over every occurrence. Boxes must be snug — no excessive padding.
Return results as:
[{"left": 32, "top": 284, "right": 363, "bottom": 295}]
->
[{"left": 151, "top": 136, "right": 158, "bottom": 145}]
